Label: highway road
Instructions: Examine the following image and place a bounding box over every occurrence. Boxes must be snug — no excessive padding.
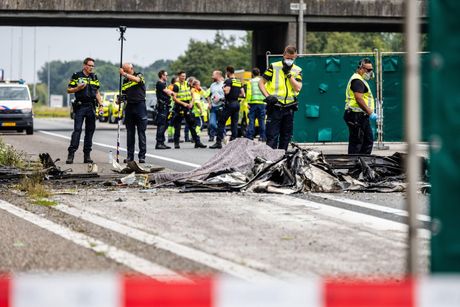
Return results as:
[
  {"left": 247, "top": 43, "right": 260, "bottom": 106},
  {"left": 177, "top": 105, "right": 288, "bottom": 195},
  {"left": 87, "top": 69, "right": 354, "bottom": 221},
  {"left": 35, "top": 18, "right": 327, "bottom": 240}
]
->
[{"left": 0, "top": 118, "right": 430, "bottom": 279}]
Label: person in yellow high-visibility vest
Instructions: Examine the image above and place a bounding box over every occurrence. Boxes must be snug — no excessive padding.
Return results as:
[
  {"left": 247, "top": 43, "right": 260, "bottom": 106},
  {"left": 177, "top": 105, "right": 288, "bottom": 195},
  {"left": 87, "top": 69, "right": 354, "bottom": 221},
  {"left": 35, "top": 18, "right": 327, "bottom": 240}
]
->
[
  {"left": 245, "top": 67, "right": 266, "bottom": 141},
  {"left": 171, "top": 71, "right": 207, "bottom": 149},
  {"left": 343, "top": 58, "right": 378, "bottom": 154},
  {"left": 259, "top": 46, "right": 303, "bottom": 150}
]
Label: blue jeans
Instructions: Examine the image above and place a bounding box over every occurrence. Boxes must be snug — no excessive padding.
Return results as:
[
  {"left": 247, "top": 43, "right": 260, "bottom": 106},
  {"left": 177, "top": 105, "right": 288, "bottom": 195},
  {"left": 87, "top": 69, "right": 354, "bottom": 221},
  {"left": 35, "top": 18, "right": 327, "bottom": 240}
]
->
[
  {"left": 246, "top": 104, "right": 266, "bottom": 140},
  {"left": 209, "top": 105, "right": 223, "bottom": 138}
]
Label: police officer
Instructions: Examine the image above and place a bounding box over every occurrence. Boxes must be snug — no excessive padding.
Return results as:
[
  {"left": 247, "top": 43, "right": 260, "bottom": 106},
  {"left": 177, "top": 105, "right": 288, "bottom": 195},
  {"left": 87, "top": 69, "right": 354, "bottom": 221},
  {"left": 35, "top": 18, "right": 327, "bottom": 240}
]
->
[
  {"left": 119, "top": 63, "right": 148, "bottom": 163},
  {"left": 210, "top": 66, "right": 245, "bottom": 149},
  {"left": 259, "top": 46, "right": 303, "bottom": 150},
  {"left": 171, "top": 71, "right": 207, "bottom": 149},
  {"left": 66, "top": 57, "right": 102, "bottom": 164},
  {"left": 245, "top": 67, "right": 266, "bottom": 141},
  {"left": 155, "top": 70, "right": 173, "bottom": 149},
  {"left": 343, "top": 58, "right": 378, "bottom": 154}
]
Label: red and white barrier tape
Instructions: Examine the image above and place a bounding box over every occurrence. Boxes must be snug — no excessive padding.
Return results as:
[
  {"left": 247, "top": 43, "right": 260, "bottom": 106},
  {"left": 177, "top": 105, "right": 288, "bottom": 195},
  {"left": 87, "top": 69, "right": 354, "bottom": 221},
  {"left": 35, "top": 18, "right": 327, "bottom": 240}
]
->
[{"left": 1, "top": 274, "right": 460, "bottom": 307}]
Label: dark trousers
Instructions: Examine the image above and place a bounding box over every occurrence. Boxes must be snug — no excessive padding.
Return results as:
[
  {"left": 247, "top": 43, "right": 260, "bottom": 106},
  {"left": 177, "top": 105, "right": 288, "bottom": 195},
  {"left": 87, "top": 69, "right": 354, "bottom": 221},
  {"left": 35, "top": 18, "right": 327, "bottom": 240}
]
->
[
  {"left": 68, "top": 103, "right": 96, "bottom": 154},
  {"left": 155, "top": 103, "right": 169, "bottom": 144},
  {"left": 217, "top": 101, "right": 240, "bottom": 142},
  {"left": 125, "top": 102, "right": 148, "bottom": 160},
  {"left": 172, "top": 105, "right": 201, "bottom": 144},
  {"left": 246, "top": 103, "right": 266, "bottom": 140},
  {"left": 343, "top": 109, "right": 374, "bottom": 154},
  {"left": 266, "top": 106, "right": 295, "bottom": 150}
]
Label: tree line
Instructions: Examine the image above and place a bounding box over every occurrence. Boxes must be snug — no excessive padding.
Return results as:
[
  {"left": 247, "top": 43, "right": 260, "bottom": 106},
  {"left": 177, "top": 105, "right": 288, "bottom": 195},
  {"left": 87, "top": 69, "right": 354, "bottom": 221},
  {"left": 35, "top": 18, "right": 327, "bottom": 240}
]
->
[{"left": 34, "top": 31, "right": 422, "bottom": 105}]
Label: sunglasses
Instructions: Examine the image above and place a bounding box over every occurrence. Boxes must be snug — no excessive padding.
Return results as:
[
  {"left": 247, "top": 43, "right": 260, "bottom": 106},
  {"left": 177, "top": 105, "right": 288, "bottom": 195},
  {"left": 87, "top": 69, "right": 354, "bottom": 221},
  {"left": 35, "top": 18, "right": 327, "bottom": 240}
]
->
[{"left": 363, "top": 67, "right": 373, "bottom": 72}]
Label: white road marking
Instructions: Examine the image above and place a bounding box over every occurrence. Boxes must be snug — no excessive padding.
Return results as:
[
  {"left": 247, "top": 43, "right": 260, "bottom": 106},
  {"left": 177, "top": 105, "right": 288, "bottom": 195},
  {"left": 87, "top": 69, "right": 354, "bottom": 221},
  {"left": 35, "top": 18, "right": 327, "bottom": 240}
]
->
[
  {"left": 264, "top": 195, "right": 430, "bottom": 239},
  {"left": 55, "top": 203, "right": 278, "bottom": 282},
  {"left": 312, "top": 193, "right": 431, "bottom": 222},
  {"left": 38, "top": 130, "right": 200, "bottom": 168},
  {"left": 0, "top": 199, "right": 187, "bottom": 282}
]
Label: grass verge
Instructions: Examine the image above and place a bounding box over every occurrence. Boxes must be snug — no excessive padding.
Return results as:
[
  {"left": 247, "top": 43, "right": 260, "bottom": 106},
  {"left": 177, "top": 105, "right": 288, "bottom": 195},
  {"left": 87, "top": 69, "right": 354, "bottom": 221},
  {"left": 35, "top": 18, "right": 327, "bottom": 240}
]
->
[{"left": 33, "top": 105, "right": 70, "bottom": 118}]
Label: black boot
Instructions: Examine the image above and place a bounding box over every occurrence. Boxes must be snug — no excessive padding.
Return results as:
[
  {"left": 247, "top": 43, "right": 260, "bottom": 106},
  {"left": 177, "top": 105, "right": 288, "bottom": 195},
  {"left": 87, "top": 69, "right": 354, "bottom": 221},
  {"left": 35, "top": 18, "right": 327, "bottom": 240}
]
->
[
  {"left": 194, "top": 141, "right": 207, "bottom": 148},
  {"left": 209, "top": 141, "right": 222, "bottom": 149},
  {"left": 66, "top": 152, "right": 74, "bottom": 164},
  {"left": 174, "top": 143, "right": 180, "bottom": 149},
  {"left": 83, "top": 153, "right": 93, "bottom": 163},
  {"left": 155, "top": 143, "right": 171, "bottom": 150}
]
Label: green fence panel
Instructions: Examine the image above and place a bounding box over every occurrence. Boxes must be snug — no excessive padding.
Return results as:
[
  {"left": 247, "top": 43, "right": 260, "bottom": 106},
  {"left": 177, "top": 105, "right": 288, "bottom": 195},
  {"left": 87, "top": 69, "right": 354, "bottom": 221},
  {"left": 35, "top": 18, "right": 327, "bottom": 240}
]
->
[
  {"left": 381, "top": 53, "right": 431, "bottom": 142},
  {"left": 269, "top": 55, "right": 377, "bottom": 143},
  {"left": 429, "top": 0, "right": 460, "bottom": 273}
]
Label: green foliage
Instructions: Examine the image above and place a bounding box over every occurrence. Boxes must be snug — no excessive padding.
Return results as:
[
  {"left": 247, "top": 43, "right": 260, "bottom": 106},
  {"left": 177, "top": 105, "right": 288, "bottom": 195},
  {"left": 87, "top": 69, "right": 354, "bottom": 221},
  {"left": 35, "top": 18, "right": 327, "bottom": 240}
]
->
[
  {"left": 36, "top": 59, "right": 172, "bottom": 98},
  {"left": 170, "top": 31, "right": 252, "bottom": 85},
  {"left": 305, "top": 32, "right": 428, "bottom": 54},
  {"left": 0, "top": 137, "right": 25, "bottom": 168}
]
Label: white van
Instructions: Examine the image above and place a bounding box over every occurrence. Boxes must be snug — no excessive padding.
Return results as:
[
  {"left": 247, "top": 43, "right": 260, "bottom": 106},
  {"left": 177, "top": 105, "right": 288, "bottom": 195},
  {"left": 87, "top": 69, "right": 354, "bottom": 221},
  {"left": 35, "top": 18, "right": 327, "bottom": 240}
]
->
[{"left": 0, "top": 80, "right": 37, "bottom": 135}]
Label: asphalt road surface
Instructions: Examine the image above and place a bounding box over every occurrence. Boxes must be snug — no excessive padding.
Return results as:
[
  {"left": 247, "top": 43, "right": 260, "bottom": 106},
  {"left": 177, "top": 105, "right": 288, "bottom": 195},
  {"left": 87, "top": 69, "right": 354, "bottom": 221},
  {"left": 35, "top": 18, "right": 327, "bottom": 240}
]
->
[{"left": 0, "top": 118, "right": 430, "bottom": 279}]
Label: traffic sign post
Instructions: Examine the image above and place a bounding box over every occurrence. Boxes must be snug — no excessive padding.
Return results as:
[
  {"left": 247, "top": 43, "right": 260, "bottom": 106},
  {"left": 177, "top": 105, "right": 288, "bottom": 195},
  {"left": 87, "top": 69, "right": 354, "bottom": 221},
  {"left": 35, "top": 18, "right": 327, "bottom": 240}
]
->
[{"left": 290, "top": 1, "right": 306, "bottom": 54}]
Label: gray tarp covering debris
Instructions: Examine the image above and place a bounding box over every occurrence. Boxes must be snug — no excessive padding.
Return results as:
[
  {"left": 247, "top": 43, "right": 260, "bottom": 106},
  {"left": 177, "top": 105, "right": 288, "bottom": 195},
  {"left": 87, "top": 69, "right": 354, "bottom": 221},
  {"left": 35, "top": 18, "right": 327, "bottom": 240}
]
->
[{"left": 152, "top": 139, "right": 429, "bottom": 194}]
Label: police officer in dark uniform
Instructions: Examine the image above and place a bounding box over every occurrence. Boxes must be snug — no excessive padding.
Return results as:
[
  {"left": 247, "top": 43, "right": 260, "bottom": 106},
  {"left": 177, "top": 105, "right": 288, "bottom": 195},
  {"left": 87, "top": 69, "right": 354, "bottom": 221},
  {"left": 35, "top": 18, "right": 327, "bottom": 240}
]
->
[
  {"left": 210, "top": 66, "right": 245, "bottom": 149},
  {"left": 155, "top": 70, "right": 173, "bottom": 149},
  {"left": 66, "top": 57, "right": 102, "bottom": 164},
  {"left": 259, "top": 46, "right": 303, "bottom": 150},
  {"left": 119, "top": 63, "right": 148, "bottom": 163}
]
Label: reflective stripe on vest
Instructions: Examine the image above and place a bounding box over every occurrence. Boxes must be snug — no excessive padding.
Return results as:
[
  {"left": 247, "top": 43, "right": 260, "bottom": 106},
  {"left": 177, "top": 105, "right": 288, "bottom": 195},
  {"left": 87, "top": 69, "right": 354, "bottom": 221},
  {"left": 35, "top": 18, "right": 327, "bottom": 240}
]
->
[
  {"left": 174, "top": 81, "right": 192, "bottom": 102},
  {"left": 345, "top": 73, "right": 375, "bottom": 113},
  {"left": 122, "top": 75, "right": 144, "bottom": 91},
  {"left": 267, "top": 61, "right": 301, "bottom": 105},
  {"left": 248, "top": 77, "right": 265, "bottom": 104}
]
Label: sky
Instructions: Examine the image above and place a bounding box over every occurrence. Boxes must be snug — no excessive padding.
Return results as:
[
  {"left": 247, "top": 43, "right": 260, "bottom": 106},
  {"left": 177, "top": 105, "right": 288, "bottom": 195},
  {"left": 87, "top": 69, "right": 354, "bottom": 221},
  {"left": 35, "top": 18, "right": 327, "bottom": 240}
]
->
[{"left": 0, "top": 26, "right": 245, "bottom": 83}]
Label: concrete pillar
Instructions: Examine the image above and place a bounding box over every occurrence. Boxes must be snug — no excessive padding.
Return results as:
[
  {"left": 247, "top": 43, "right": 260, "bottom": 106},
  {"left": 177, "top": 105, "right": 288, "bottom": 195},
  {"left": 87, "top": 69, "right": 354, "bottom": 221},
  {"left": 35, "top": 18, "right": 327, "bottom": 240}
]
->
[{"left": 252, "top": 22, "right": 297, "bottom": 71}]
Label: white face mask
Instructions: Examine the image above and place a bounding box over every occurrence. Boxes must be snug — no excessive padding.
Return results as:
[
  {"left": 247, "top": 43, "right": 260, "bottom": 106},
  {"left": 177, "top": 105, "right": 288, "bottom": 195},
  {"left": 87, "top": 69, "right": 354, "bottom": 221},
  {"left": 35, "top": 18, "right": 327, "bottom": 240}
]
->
[
  {"left": 284, "top": 59, "right": 294, "bottom": 67},
  {"left": 363, "top": 71, "right": 375, "bottom": 80}
]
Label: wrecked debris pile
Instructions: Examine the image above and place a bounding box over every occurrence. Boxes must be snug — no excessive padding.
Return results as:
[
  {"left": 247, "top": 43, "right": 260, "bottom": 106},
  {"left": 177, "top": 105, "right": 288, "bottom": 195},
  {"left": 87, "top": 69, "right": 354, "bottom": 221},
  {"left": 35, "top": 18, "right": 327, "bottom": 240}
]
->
[
  {"left": 153, "top": 139, "right": 428, "bottom": 194},
  {"left": 153, "top": 138, "right": 285, "bottom": 184}
]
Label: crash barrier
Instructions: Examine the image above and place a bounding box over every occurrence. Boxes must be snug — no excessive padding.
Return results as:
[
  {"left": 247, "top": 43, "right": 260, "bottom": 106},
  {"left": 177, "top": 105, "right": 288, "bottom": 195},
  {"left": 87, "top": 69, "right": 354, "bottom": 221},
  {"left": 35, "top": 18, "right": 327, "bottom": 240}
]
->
[
  {"left": 1, "top": 274, "right": 460, "bottom": 306},
  {"left": 267, "top": 51, "right": 430, "bottom": 143}
]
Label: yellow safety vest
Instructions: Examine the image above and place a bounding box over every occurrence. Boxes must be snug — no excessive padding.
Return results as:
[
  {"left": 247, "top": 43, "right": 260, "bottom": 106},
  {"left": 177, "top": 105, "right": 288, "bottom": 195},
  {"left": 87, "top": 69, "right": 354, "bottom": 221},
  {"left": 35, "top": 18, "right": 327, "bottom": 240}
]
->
[
  {"left": 265, "top": 61, "right": 302, "bottom": 105},
  {"left": 174, "top": 81, "right": 192, "bottom": 102},
  {"left": 246, "top": 77, "right": 265, "bottom": 104},
  {"left": 345, "top": 73, "right": 375, "bottom": 113}
]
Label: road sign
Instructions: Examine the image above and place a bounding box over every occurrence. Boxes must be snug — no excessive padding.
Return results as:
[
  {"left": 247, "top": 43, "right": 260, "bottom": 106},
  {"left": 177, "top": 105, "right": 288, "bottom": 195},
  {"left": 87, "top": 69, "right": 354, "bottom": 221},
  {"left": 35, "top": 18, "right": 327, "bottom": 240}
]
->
[{"left": 290, "top": 2, "right": 306, "bottom": 11}]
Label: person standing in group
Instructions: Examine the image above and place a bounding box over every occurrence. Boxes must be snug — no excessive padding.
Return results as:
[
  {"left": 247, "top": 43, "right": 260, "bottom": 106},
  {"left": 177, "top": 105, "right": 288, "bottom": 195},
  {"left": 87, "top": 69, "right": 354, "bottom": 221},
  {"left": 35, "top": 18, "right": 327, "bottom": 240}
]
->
[
  {"left": 343, "top": 58, "right": 378, "bottom": 154},
  {"left": 167, "top": 76, "right": 178, "bottom": 143},
  {"left": 119, "top": 63, "right": 148, "bottom": 163},
  {"left": 171, "top": 71, "right": 207, "bottom": 149},
  {"left": 155, "top": 70, "right": 173, "bottom": 149},
  {"left": 183, "top": 76, "right": 197, "bottom": 143},
  {"left": 207, "top": 70, "right": 225, "bottom": 142},
  {"left": 190, "top": 79, "right": 205, "bottom": 140},
  {"left": 259, "top": 45, "right": 303, "bottom": 150},
  {"left": 66, "top": 57, "right": 102, "bottom": 164},
  {"left": 210, "top": 66, "right": 245, "bottom": 149},
  {"left": 245, "top": 67, "right": 266, "bottom": 141}
]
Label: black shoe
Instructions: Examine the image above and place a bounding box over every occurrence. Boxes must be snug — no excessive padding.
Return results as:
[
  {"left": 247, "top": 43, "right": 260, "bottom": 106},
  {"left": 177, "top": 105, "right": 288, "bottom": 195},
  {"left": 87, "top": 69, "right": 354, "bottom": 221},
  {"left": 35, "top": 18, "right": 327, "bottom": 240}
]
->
[
  {"left": 184, "top": 138, "right": 190, "bottom": 143},
  {"left": 139, "top": 159, "right": 145, "bottom": 164},
  {"left": 209, "top": 142, "right": 222, "bottom": 149},
  {"left": 174, "top": 143, "right": 180, "bottom": 149},
  {"left": 123, "top": 158, "right": 134, "bottom": 163},
  {"left": 155, "top": 143, "right": 171, "bottom": 150},
  {"left": 194, "top": 141, "right": 207, "bottom": 148},
  {"left": 167, "top": 138, "right": 174, "bottom": 143},
  {"left": 209, "top": 136, "right": 215, "bottom": 142},
  {"left": 66, "top": 152, "right": 74, "bottom": 164},
  {"left": 83, "top": 154, "right": 93, "bottom": 164}
]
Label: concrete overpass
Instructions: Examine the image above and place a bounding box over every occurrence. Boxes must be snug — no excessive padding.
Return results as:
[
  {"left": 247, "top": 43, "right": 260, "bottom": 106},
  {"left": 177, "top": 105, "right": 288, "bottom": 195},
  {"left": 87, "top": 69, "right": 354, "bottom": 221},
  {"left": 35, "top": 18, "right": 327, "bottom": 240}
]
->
[{"left": 0, "top": 0, "right": 427, "bottom": 68}]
